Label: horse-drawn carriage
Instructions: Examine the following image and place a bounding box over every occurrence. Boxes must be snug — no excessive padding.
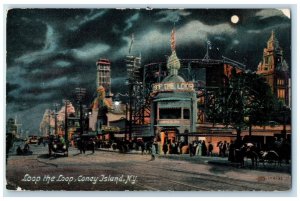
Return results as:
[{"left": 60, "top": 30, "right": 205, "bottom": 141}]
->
[{"left": 233, "top": 139, "right": 290, "bottom": 168}]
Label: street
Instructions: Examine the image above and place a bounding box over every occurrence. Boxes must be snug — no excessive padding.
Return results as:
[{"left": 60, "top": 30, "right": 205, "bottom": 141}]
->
[{"left": 6, "top": 143, "right": 291, "bottom": 191}]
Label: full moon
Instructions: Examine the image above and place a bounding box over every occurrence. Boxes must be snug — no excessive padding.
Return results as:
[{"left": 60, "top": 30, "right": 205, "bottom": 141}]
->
[{"left": 231, "top": 15, "right": 239, "bottom": 24}]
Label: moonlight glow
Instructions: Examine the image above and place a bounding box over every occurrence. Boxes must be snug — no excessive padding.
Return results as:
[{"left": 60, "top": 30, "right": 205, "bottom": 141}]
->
[
  {"left": 6, "top": 9, "right": 291, "bottom": 134},
  {"left": 231, "top": 15, "right": 239, "bottom": 24}
]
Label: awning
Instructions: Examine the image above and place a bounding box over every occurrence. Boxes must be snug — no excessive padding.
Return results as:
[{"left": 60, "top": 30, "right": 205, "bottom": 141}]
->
[
  {"left": 154, "top": 97, "right": 191, "bottom": 102},
  {"left": 178, "top": 133, "right": 237, "bottom": 137},
  {"left": 154, "top": 124, "right": 181, "bottom": 127}
]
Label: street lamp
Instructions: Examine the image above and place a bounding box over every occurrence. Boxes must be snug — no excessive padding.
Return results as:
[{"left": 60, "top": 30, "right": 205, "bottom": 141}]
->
[
  {"left": 64, "top": 99, "right": 70, "bottom": 143},
  {"left": 244, "top": 115, "right": 252, "bottom": 139},
  {"left": 53, "top": 103, "right": 60, "bottom": 136},
  {"left": 48, "top": 109, "right": 52, "bottom": 136},
  {"left": 280, "top": 103, "right": 288, "bottom": 139}
]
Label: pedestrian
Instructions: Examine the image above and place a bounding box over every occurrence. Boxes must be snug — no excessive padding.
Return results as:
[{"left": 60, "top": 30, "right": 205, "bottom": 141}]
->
[
  {"left": 193, "top": 141, "right": 197, "bottom": 156},
  {"left": 177, "top": 142, "right": 181, "bottom": 154},
  {"left": 168, "top": 141, "right": 172, "bottom": 154},
  {"left": 217, "top": 141, "right": 223, "bottom": 157},
  {"left": 171, "top": 141, "right": 177, "bottom": 154},
  {"left": 141, "top": 141, "right": 145, "bottom": 155},
  {"left": 16, "top": 146, "right": 23, "bottom": 155},
  {"left": 222, "top": 141, "right": 227, "bottom": 157},
  {"left": 197, "top": 140, "right": 202, "bottom": 156},
  {"left": 154, "top": 141, "right": 159, "bottom": 154},
  {"left": 228, "top": 140, "right": 235, "bottom": 162},
  {"left": 23, "top": 142, "right": 30, "bottom": 154},
  {"left": 189, "top": 142, "right": 194, "bottom": 157},
  {"left": 146, "top": 142, "right": 151, "bottom": 154},
  {"left": 201, "top": 140, "right": 207, "bottom": 156},
  {"left": 81, "top": 138, "right": 86, "bottom": 154},
  {"left": 208, "top": 142, "right": 213, "bottom": 156},
  {"left": 151, "top": 143, "right": 156, "bottom": 161},
  {"left": 163, "top": 143, "right": 168, "bottom": 155},
  {"left": 195, "top": 141, "right": 200, "bottom": 155}
]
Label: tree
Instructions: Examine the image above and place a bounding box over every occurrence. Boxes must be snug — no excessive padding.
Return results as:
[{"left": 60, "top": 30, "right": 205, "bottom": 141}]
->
[{"left": 206, "top": 70, "right": 277, "bottom": 142}]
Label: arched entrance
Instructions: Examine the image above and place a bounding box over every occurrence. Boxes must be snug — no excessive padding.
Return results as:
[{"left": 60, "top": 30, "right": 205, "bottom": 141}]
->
[{"left": 159, "top": 127, "right": 179, "bottom": 154}]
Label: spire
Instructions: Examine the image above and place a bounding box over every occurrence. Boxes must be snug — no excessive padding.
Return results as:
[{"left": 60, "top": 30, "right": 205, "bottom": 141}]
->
[
  {"left": 171, "top": 28, "right": 176, "bottom": 51},
  {"left": 267, "top": 30, "right": 280, "bottom": 50},
  {"left": 167, "top": 27, "right": 180, "bottom": 74},
  {"left": 269, "top": 30, "right": 276, "bottom": 42}
]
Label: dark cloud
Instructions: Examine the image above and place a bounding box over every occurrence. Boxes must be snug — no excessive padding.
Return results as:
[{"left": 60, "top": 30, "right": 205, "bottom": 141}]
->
[{"left": 6, "top": 8, "right": 291, "bottom": 134}]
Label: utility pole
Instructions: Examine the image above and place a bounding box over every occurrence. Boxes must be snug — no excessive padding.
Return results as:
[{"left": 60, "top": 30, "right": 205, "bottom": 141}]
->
[
  {"left": 282, "top": 105, "right": 287, "bottom": 139},
  {"left": 53, "top": 103, "right": 60, "bottom": 136},
  {"left": 64, "top": 100, "right": 69, "bottom": 143},
  {"left": 128, "top": 84, "right": 133, "bottom": 141},
  {"left": 48, "top": 110, "right": 51, "bottom": 136},
  {"left": 14, "top": 116, "right": 22, "bottom": 138}
]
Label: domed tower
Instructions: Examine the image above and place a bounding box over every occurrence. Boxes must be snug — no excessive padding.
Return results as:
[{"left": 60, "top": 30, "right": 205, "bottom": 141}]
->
[{"left": 150, "top": 28, "right": 197, "bottom": 150}]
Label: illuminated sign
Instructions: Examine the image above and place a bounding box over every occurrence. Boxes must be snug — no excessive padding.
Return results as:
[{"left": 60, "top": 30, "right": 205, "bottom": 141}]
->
[
  {"left": 159, "top": 120, "right": 181, "bottom": 124},
  {"left": 158, "top": 119, "right": 190, "bottom": 125},
  {"left": 153, "top": 82, "right": 194, "bottom": 92}
]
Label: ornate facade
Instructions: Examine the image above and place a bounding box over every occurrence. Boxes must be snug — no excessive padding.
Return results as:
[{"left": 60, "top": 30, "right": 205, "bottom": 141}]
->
[
  {"left": 257, "top": 31, "right": 290, "bottom": 106},
  {"left": 151, "top": 28, "right": 197, "bottom": 149}
]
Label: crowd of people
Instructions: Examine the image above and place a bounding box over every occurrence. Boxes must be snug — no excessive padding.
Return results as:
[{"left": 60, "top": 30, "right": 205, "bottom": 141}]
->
[
  {"left": 187, "top": 140, "right": 232, "bottom": 157},
  {"left": 128, "top": 136, "right": 291, "bottom": 165},
  {"left": 129, "top": 138, "right": 235, "bottom": 159}
]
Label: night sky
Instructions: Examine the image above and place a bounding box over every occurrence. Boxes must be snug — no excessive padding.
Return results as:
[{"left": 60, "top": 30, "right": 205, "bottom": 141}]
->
[{"left": 6, "top": 8, "right": 291, "bottom": 134}]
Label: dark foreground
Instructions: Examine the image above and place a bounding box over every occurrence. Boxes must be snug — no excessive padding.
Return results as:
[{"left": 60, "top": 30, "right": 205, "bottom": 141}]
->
[{"left": 6, "top": 144, "right": 291, "bottom": 191}]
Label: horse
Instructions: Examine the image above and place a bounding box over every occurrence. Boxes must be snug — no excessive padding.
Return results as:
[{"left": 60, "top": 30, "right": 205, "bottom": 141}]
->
[
  {"left": 236, "top": 143, "right": 259, "bottom": 168},
  {"left": 273, "top": 139, "right": 291, "bottom": 165},
  {"left": 259, "top": 150, "right": 281, "bottom": 166}
]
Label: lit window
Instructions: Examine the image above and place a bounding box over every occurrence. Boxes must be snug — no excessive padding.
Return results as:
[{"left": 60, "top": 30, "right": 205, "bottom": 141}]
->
[
  {"left": 264, "top": 57, "right": 269, "bottom": 64},
  {"left": 277, "top": 89, "right": 285, "bottom": 99},
  {"left": 277, "top": 79, "right": 285, "bottom": 85}
]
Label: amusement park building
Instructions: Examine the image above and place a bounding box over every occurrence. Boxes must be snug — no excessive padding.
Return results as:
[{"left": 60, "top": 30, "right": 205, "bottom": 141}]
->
[
  {"left": 150, "top": 28, "right": 197, "bottom": 148},
  {"left": 256, "top": 31, "right": 290, "bottom": 107}
]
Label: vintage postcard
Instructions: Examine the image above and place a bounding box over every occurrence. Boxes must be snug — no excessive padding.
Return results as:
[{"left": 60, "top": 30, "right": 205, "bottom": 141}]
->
[{"left": 5, "top": 7, "right": 292, "bottom": 192}]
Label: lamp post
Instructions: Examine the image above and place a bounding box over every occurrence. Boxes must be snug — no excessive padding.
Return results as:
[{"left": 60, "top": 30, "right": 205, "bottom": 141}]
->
[
  {"left": 125, "top": 103, "right": 129, "bottom": 140},
  {"left": 48, "top": 109, "right": 51, "bottom": 136},
  {"left": 244, "top": 115, "right": 252, "bottom": 139},
  {"left": 281, "top": 105, "right": 287, "bottom": 139},
  {"left": 53, "top": 103, "right": 60, "bottom": 136},
  {"left": 64, "top": 100, "right": 70, "bottom": 143},
  {"left": 128, "top": 85, "right": 133, "bottom": 141}
]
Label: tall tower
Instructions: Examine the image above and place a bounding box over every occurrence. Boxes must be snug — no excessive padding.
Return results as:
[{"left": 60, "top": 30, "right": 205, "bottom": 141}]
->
[
  {"left": 257, "top": 31, "right": 289, "bottom": 106},
  {"left": 126, "top": 55, "right": 141, "bottom": 82},
  {"left": 96, "top": 58, "right": 111, "bottom": 97}
]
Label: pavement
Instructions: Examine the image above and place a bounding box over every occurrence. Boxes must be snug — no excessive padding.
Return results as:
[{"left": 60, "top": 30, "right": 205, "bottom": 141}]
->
[
  {"left": 7, "top": 143, "right": 291, "bottom": 174},
  {"left": 6, "top": 144, "right": 292, "bottom": 191},
  {"left": 97, "top": 147, "right": 291, "bottom": 174}
]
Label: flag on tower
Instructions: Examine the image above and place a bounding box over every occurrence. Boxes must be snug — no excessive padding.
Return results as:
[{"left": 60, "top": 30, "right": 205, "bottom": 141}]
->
[
  {"left": 128, "top": 33, "right": 134, "bottom": 54},
  {"left": 171, "top": 29, "right": 176, "bottom": 51}
]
